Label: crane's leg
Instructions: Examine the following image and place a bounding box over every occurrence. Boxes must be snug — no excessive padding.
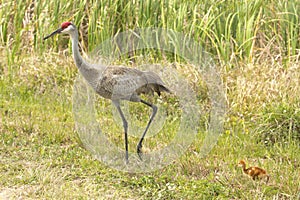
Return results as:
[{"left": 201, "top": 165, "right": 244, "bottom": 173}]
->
[
  {"left": 115, "top": 104, "right": 129, "bottom": 164},
  {"left": 137, "top": 99, "right": 158, "bottom": 160}
]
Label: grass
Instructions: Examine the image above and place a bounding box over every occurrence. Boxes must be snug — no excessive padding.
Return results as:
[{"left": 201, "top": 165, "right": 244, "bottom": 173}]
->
[
  {"left": 1, "top": 52, "right": 299, "bottom": 199},
  {"left": 1, "top": 0, "right": 300, "bottom": 199}
]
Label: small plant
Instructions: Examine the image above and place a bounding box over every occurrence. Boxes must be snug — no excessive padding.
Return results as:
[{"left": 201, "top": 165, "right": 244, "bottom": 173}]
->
[{"left": 257, "top": 104, "right": 300, "bottom": 146}]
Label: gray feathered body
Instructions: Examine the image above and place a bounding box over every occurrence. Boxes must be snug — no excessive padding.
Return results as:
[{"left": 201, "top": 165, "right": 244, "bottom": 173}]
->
[{"left": 94, "top": 66, "right": 170, "bottom": 102}]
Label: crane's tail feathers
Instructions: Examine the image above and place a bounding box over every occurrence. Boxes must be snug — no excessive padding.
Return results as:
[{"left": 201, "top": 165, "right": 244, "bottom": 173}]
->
[
  {"left": 143, "top": 71, "right": 170, "bottom": 96},
  {"left": 156, "top": 85, "right": 171, "bottom": 96}
]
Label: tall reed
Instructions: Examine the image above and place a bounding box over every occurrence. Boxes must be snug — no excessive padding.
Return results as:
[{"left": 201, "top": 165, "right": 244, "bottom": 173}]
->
[{"left": 0, "top": 0, "right": 299, "bottom": 66}]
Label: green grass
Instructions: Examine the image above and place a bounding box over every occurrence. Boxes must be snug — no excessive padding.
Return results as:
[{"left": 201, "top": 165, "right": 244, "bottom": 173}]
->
[
  {"left": 1, "top": 0, "right": 300, "bottom": 199},
  {"left": 1, "top": 52, "right": 299, "bottom": 199}
]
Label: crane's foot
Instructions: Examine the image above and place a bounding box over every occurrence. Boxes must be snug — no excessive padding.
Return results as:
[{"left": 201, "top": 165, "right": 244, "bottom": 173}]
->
[{"left": 137, "top": 143, "right": 143, "bottom": 161}]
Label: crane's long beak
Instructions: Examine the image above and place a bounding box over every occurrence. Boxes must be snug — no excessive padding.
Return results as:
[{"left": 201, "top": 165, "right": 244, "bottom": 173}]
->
[{"left": 43, "top": 28, "right": 63, "bottom": 40}]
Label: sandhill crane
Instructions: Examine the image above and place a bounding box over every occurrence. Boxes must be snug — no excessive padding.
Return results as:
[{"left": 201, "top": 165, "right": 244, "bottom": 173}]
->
[
  {"left": 44, "top": 22, "right": 170, "bottom": 163},
  {"left": 238, "top": 160, "right": 270, "bottom": 183}
]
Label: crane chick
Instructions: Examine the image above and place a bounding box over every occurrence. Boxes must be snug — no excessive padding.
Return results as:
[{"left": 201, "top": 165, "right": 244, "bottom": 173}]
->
[{"left": 238, "top": 160, "right": 270, "bottom": 183}]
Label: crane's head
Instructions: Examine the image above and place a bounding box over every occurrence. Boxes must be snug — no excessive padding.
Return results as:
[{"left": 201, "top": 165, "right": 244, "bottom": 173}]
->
[
  {"left": 238, "top": 160, "right": 246, "bottom": 167},
  {"left": 43, "top": 22, "right": 76, "bottom": 40}
]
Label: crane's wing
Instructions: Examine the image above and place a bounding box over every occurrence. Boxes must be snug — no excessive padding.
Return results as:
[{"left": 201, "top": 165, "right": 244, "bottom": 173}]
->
[
  {"left": 95, "top": 67, "right": 148, "bottom": 101},
  {"left": 95, "top": 66, "right": 169, "bottom": 102}
]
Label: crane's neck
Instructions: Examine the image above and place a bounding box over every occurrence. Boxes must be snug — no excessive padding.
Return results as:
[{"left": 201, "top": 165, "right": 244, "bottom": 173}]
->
[
  {"left": 241, "top": 163, "right": 247, "bottom": 173},
  {"left": 70, "top": 30, "right": 84, "bottom": 68},
  {"left": 69, "top": 30, "right": 104, "bottom": 89}
]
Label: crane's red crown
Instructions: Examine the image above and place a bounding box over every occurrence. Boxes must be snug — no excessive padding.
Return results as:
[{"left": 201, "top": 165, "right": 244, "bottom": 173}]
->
[{"left": 61, "top": 22, "right": 72, "bottom": 29}]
